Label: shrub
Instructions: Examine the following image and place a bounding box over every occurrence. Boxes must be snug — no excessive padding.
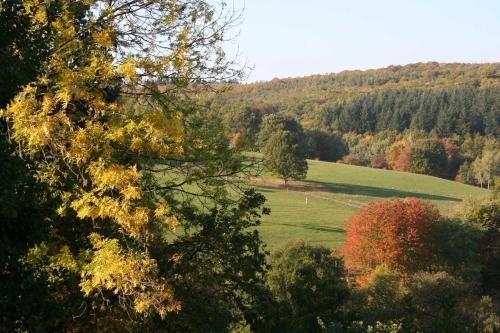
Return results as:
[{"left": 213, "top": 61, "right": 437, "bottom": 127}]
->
[
  {"left": 341, "top": 154, "right": 364, "bottom": 166},
  {"left": 371, "top": 154, "right": 387, "bottom": 169},
  {"left": 342, "top": 198, "right": 442, "bottom": 278}
]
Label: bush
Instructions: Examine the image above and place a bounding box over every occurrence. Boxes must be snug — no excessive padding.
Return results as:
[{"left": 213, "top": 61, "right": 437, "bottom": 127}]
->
[
  {"left": 342, "top": 198, "right": 442, "bottom": 278},
  {"left": 361, "top": 265, "right": 407, "bottom": 323},
  {"left": 340, "top": 154, "right": 364, "bottom": 166},
  {"left": 370, "top": 154, "right": 387, "bottom": 169}
]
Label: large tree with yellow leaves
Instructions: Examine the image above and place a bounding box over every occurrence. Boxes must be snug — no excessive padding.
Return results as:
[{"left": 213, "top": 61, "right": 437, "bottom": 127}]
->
[{"left": 1, "top": 0, "right": 269, "bottom": 331}]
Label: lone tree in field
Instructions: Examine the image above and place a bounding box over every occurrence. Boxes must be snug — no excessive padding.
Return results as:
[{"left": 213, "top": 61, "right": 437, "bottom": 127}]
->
[{"left": 262, "top": 130, "right": 308, "bottom": 185}]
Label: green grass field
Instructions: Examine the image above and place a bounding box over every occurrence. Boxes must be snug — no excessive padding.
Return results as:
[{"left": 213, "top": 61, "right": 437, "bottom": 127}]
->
[{"left": 251, "top": 159, "right": 490, "bottom": 250}]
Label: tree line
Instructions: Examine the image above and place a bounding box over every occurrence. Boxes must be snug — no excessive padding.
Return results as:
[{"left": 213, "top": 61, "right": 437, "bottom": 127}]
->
[
  {"left": 208, "top": 62, "right": 499, "bottom": 138},
  {"left": 218, "top": 102, "right": 499, "bottom": 187}
]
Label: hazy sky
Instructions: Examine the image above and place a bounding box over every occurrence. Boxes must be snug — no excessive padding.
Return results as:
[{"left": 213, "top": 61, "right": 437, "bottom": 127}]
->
[{"left": 226, "top": 0, "right": 500, "bottom": 82}]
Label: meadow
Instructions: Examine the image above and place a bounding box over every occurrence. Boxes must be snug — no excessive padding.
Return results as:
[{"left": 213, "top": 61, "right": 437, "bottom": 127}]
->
[{"left": 251, "top": 159, "right": 489, "bottom": 250}]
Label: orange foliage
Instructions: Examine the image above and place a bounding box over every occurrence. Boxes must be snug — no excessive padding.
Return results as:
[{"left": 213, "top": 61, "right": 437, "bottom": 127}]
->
[
  {"left": 386, "top": 141, "right": 413, "bottom": 171},
  {"left": 340, "top": 154, "right": 363, "bottom": 166},
  {"left": 371, "top": 153, "right": 387, "bottom": 169},
  {"left": 439, "top": 137, "right": 459, "bottom": 177},
  {"left": 361, "top": 135, "right": 374, "bottom": 142},
  {"left": 342, "top": 198, "right": 441, "bottom": 279}
]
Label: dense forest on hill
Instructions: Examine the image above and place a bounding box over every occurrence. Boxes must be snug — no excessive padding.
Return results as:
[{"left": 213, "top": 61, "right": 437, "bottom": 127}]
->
[
  {"left": 207, "top": 62, "right": 500, "bottom": 137},
  {"left": 2, "top": 0, "right": 500, "bottom": 330}
]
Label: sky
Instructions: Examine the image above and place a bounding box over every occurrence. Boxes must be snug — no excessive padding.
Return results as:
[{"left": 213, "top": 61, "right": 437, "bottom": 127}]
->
[{"left": 225, "top": 0, "right": 500, "bottom": 82}]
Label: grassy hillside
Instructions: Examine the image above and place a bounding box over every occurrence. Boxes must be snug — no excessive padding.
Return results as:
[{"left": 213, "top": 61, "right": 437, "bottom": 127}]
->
[{"left": 252, "top": 159, "right": 489, "bottom": 250}]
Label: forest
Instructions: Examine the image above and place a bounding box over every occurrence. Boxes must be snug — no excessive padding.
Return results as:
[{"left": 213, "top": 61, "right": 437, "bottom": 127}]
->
[
  {"left": 0, "top": 0, "right": 499, "bottom": 332},
  {"left": 204, "top": 64, "right": 500, "bottom": 187},
  {"left": 209, "top": 62, "right": 499, "bottom": 138}
]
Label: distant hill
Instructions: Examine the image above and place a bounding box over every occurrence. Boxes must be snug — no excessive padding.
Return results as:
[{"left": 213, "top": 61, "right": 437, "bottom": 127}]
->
[{"left": 207, "top": 62, "right": 500, "bottom": 136}]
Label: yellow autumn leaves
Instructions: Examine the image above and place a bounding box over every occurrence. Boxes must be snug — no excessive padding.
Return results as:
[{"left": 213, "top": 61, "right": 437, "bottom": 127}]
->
[
  {"left": 81, "top": 234, "right": 181, "bottom": 318},
  {"left": 2, "top": 0, "right": 227, "bottom": 319}
]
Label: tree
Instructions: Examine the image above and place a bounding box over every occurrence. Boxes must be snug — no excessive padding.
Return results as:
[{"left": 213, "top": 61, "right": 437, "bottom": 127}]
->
[
  {"left": 2, "top": 0, "right": 270, "bottom": 330},
  {"left": 456, "top": 161, "right": 476, "bottom": 185},
  {"left": 410, "top": 139, "right": 447, "bottom": 177},
  {"left": 472, "top": 150, "right": 500, "bottom": 189},
  {"left": 262, "top": 130, "right": 308, "bottom": 185},
  {"left": 258, "top": 113, "right": 304, "bottom": 149},
  {"left": 342, "top": 198, "right": 442, "bottom": 279},
  {"left": 0, "top": 0, "right": 51, "bottom": 108},
  {"left": 406, "top": 271, "right": 471, "bottom": 333},
  {"left": 267, "top": 242, "right": 350, "bottom": 333},
  {"left": 304, "top": 129, "right": 347, "bottom": 162},
  {"left": 457, "top": 197, "right": 500, "bottom": 295},
  {"left": 386, "top": 141, "right": 413, "bottom": 172},
  {"left": 223, "top": 104, "right": 274, "bottom": 150}
]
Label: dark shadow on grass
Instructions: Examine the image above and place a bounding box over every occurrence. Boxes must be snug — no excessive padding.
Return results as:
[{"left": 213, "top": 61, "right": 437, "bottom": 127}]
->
[
  {"left": 304, "top": 180, "right": 461, "bottom": 202},
  {"left": 252, "top": 186, "right": 276, "bottom": 193},
  {"left": 278, "top": 223, "right": 346, "bottom": 234}
]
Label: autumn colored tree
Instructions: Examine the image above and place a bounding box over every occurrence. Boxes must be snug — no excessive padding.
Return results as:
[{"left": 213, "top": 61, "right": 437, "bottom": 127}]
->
[
  {"left": 342, "top": 198, "right": 442, "bottom": 279},
  {"left": 439, "top": 138, "right": 461, "bottom": 178},
  {"left": 371, "top": 153, "right": 388, "bottom": 169},
  {"left": 386, "top": 141, "right": 413, "bottom": 172},
  {"left": 1, "top": 0, "right": 270, "bottom": 330}
]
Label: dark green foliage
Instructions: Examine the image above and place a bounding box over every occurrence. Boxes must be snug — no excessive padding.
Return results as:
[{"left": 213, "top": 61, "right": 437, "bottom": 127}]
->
[
  {"left": 210, "top": 63, "right": 500, "bottom": 138},
  {"left": 267, "top": 242, "right": 350, "bottom": 333},
  {"left": 258, "top": 113, "right": 305, "bottom": 148},
  {"left": 410, "top": 139, "right": 448, "bottom": 176},
  {"left": 458, "top": 198, "right": 500, "bottom": 295},
  {"left": 0, "top": 139, "right": 52, "bottom": 332},
  {"left": 222, "top": 104, "right": 275, "bottom": 150},
  {"left": 262, "top": 130, "right": 308, "bottom": 184},
  {"left": 305, "top": 130, "right": 347, "bottom": 161},
  {"left": 144, "top": 190, "right": 272, "bottom": 333},
  {"left": 428, "top": 218, "right": 483, "bottom": 281},
  {"left": 406, "top": 271, "right": 471, "bottom": 333},
  {"left": 258, "top": 114, "right": 310, "bottom": 183},
  {"left": 0, "top": 0, "right": 52, "bottom": 109}
]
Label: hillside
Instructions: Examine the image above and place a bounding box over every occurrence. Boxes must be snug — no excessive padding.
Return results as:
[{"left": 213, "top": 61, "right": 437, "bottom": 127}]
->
[
  {"left": 207, "top": 62, "right": 500, "bottom": 136},
  {"left": 252, "top": 159, "right": 490, "bottom": 250}
]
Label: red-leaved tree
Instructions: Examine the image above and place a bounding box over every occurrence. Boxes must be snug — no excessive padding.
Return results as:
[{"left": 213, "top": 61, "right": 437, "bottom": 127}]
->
[{"left": 342, "top": 198, "right": 442, "bottom": 279}]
